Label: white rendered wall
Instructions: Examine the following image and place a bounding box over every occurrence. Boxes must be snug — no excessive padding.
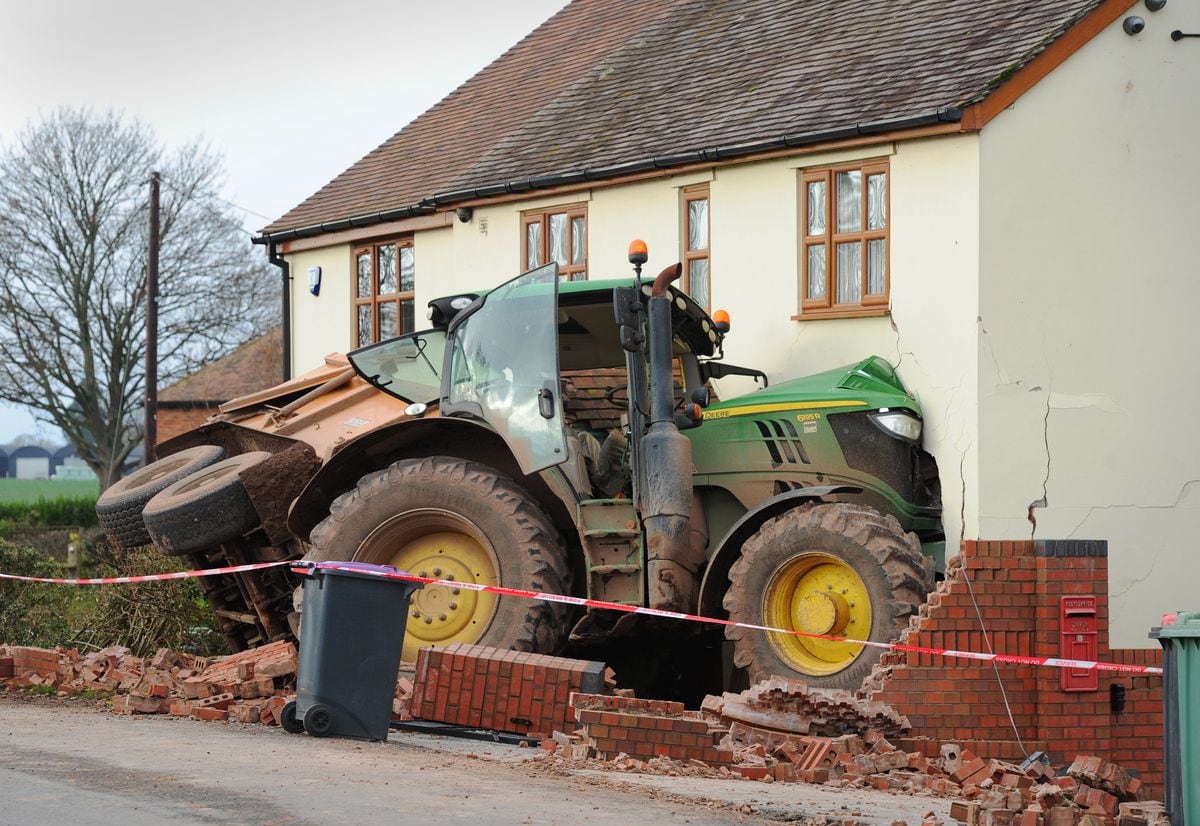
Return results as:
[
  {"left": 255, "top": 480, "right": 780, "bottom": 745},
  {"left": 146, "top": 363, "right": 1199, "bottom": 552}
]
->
[{"left": 977, "top": 9, "right": 1200, "bottom": 646}]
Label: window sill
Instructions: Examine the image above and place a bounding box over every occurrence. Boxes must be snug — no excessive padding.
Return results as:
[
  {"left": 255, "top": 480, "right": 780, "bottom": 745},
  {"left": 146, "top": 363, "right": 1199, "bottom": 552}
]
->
[{"left": 791, "top": 305, "right": 890, "bottom": 321}]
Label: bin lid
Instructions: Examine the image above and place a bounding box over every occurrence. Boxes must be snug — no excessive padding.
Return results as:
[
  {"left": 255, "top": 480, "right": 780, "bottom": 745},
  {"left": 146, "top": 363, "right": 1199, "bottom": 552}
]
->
[
  {"left": 1149, "top": 610, "right": 1200, "bottom": 639},
  {"left": 302, "top": 560, "right": 420, "bottom": 587}
]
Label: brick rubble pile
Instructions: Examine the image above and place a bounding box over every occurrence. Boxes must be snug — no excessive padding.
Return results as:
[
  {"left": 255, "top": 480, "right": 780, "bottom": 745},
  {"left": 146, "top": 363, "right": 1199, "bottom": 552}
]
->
[{"left": 0, "top": 641, "right": 300, "bottom": 726}]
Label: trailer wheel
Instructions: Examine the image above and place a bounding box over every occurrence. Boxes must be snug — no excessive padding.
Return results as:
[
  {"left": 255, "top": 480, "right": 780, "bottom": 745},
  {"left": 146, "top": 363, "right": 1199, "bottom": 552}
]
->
[
  {"left": 306, "top": 456, "right": 571, "bottom": 664},
  {"left": 142, "top": 452, "right": 271, "bottom": 555},
  {"left": 723, "top": 503, "right": 932, "bottom": 690},
  {"left": 95, "top": 445, "right": 225, "bottom": 549}
]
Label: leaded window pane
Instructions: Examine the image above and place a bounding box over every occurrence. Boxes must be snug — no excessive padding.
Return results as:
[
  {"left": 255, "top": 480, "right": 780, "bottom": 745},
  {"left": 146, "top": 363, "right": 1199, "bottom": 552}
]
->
[
  {"left": 867, "top": 239, "right": 886, "bottom": 295},
  {"left": 377, "top": 244, "right": 397, "bottom": 295},
  {"left": 688, "top": 198, "right": 709, "bottom": 251},
  {"left": 549, "top": 213, "right": 569, "bottom": 267},
  {"left": 867, "top": 173, "right": 887, "bottom": 230},
  {"left": 836, "top": 171, "right": 862, "bottom": 232},
  {"left": 356, "top": 253, "right": 371, "bottom": 299},
  {"left": 526, "top": 223, "right": 542, "bottom": 270},
  {"left": 806, "top": 246, "right": 826, "bottom": 300},
  {"left": 688, "top": 258, "right": 710, "bottom": 309},
  {"left": 401, "top": 299, "right": 414, "bottom": 334},
  {"left": 836, "top": 242, "right": 862, "bottom": 304},
  {"left": 357, "top": 305, "right": 371, "bottom": 347},
  {"left": 806, "top": 181, "right": 826, "bottom": 236},
  {"left": 379, "top": 301, "right": 397, "bottom": 339},
  {"left": 399, "top": 246, "right": 415, "bottom": 293},
  {"left": 571, "top": 217, "right": 585, "bottom": 266}
]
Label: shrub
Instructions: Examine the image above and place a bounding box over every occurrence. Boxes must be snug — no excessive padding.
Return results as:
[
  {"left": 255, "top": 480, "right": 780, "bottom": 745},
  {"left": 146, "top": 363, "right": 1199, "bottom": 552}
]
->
[
  {"left": 0, "top": 540, "right": 227, "bottom": 657},
  {"left": 0, "top": 541, "right": 75, "bottom": 647},
  {"left": 0, "top": 496, "right": 99, "bottom": 528}
]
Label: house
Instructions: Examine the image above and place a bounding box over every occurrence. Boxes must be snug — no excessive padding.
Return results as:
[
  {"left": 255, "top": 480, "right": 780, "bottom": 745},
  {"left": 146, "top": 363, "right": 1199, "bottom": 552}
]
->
[
  {"left": 254, "top": 0, "right": 1196, "bottom": 786},
  {"left": 156, "top": 327, "right": 283, "bottom": 444}
]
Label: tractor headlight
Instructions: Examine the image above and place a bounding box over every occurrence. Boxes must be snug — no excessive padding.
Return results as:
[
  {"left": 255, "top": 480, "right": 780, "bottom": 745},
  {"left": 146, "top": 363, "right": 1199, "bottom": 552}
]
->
[{"left": 870, "top": 409, "right": 922, "bottom": 443}]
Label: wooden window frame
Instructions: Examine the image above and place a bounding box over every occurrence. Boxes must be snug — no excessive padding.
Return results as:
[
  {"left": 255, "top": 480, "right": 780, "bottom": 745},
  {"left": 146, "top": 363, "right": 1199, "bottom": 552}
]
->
[
  {"left": 796, "top": 159, "right": 890, "bottom": 320},
  {"left": 352, "top": 237, "right": 416, "bottom": 348},
  {"left": 521, "top": 203, "right": 588, "bottom": 280},
  {"left": 681, "top": 183, "right": 711, "bottom": 311}
]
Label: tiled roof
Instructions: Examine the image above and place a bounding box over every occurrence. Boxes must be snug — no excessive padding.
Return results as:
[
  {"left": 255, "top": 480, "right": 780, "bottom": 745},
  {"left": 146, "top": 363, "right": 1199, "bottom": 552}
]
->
[
  {"left": 159, "top": 327, "right": 283, "bottom": 404},
  {"left": 263, "top": 0, "right": 1105, "bottom": 236}
]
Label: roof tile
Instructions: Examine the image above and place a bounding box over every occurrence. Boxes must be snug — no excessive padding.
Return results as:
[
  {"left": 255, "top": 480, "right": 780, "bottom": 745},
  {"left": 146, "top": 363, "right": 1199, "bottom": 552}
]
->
[{"left": 263, "top": 0, "right": 1102, "bottom": 236}]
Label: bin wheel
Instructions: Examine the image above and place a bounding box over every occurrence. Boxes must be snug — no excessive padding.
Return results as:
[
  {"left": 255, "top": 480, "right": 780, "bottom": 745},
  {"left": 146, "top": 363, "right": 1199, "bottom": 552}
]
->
[
  {"left": 280, "top": 701, "right": 304, "bottom": 734},
  {"left": 303, "top": 704, "right": 334, "bottom": 737}
]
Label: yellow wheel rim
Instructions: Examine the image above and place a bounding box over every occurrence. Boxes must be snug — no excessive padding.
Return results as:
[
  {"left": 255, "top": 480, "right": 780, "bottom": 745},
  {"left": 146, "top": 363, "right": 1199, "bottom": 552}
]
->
[
  {"left": 762, "top": 552, "right": 872, "bottom": 677},
  {"left": 354, "top": 509, "right": 500, "bottom": 663}
]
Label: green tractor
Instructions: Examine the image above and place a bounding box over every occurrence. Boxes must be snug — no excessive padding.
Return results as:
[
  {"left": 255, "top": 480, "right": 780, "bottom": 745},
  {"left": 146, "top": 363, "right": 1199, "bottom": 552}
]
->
[{"left": 99, "top": 242, "right": 941, "bottom": 691}]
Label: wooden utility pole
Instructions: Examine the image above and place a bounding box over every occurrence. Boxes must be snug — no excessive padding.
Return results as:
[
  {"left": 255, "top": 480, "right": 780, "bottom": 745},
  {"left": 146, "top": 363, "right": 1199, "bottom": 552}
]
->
[{"left": 145, "top": 171, "right": 160, "bottom": 465}]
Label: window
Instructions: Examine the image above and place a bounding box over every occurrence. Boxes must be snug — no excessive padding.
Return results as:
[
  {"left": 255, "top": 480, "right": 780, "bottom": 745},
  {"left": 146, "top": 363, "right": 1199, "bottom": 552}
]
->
[
  {"left": 682, "top": 184, "right": 710, "bottom": 310},
  {"left": 354, "top": 239, "right": 415, "bottom": 347},
  {"left": 799, "top": 160, "right": 889, "bottom": 318},
  {"left": 523, "top": 204, "right": 586, "bottom": 280}
]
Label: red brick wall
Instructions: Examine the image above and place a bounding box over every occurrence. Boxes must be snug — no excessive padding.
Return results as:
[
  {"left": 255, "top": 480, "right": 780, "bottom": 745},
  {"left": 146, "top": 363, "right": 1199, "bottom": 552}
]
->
[
  {"left": 411, "top": 643, "right": 606, "bottom": 736},
  {"left": 156, "top": 406, "right": 216, "bottom": 445},
  {"left": 865, "top": 539, "right": 1164, "bottom": 795}
]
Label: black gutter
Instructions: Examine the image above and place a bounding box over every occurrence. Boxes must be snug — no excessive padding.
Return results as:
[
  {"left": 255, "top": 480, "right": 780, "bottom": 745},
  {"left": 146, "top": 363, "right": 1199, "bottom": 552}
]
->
[
  {"left": 265, "top": 239, "right": 292, "bottom": 381},
  {"left": 253, "top": 107, "right": 962, "bottom": 243}
]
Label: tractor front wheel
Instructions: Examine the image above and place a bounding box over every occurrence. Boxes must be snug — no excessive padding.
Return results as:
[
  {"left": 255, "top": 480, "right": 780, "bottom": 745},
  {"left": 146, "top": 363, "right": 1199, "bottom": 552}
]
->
[
  {"left": 305, "top": 456, "right": 570, "bottom": 664},
  {"left": 723, "top": 503, "right": 932, "bottom": 690}
]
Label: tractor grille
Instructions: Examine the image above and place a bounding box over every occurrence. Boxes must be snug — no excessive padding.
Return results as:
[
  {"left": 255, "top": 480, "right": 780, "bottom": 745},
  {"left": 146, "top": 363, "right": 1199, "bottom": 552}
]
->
[
  {"left": 754, "top": 419, "right": 811, "bottom": 466},
  {"left": 828, "top": 411, "right": 941, "bottom": 509}
]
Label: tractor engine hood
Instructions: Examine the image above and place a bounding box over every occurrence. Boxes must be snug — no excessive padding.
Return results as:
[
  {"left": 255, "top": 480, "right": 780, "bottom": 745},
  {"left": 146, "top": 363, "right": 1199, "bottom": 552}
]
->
[{"left": 716, "top": 356, "right": 921, "bottom": 415}]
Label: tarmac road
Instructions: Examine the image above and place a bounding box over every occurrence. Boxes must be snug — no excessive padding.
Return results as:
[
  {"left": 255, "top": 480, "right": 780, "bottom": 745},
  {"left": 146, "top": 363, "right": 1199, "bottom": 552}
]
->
[{"left": 0, "top": 696, "right": 953, "bottom": 825}]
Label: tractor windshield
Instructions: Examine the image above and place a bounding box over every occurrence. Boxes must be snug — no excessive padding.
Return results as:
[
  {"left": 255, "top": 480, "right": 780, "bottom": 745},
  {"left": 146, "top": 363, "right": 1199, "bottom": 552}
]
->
[
  {"left": 347, "top": 330, "right": 447, "bottom": 404},
  {"left": 442, "top": 263, "right": 566, "bottom": 474}
]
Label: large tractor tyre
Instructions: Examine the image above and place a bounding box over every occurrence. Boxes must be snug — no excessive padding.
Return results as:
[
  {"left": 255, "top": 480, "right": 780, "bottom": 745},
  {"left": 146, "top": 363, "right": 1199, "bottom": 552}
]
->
[
  {"left": 141, "top": 451, "right": 271, "bottom": 555},
  {"left": 305, "top": 456, "right": 571, "bottom": 664},
  {"left": 96, "top": 445, "right": 226, "bottom": 549},
  {"left": 723, "top": 502, "right": 932, "bottom": 691}
]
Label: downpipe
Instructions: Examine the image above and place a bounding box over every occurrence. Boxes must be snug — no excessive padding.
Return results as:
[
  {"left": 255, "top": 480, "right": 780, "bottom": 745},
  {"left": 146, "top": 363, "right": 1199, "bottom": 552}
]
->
[{"left": 641, "top": 264, "right": 700, "bottom": 612}]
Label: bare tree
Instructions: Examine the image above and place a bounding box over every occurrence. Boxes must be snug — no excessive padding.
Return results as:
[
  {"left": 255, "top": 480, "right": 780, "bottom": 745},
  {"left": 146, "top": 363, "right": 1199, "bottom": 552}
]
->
[{"left": 0, "top": 109, "right": 276, "bottom": 489}]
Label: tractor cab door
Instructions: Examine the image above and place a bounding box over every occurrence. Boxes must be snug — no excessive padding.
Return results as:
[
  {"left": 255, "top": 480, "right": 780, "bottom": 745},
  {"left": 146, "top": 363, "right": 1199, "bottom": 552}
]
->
[{"left": 440, "top": 263, "right": 566, "bottom": 474}]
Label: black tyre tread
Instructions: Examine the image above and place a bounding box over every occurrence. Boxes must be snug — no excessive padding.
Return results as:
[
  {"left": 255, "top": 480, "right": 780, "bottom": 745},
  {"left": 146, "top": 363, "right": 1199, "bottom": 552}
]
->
[
  {"left": 142, "top": 452, "right": 269, "bottom": 555},
  {"left": 306, "top": 456, "right": 571, "bottom": 655},
  {"left": 722, "top": 502, "right": 931, "bottom": 690},
  {"left": 95, "top": 445, "right": 225, "bottom": 549}
]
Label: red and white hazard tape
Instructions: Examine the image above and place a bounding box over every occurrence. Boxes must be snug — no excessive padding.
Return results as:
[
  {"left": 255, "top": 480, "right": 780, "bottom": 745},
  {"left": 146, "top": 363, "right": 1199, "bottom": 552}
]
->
[
  {"left": 0, "top": 558, "right": 292, "bottom": 586},
  {"left": 301, "top": 562, "right": 1165, "bottom": 677},
  {"left": 0, "top": 557, "right": 1161, "bottom": 676}
]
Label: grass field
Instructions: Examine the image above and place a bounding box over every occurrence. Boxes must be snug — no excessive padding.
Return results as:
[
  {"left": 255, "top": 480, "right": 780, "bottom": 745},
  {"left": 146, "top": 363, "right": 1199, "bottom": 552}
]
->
[{"left": 0, "top": 478, "right": 99, "bottom": 502}]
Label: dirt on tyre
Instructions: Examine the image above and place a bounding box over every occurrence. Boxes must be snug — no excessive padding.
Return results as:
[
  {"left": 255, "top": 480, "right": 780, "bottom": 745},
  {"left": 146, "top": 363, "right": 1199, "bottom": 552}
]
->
[
  {"left": 723, "top": 502, "right": 933, "bottom": 690},
  {"left": 142, "top": 451, "right": 271, "bottom": 555},
  {"left": 95, "top": 445, "right": 226, "bottom": 549},
  {"left": 306, "top": 456, "right": 571, "bottom": 664}
]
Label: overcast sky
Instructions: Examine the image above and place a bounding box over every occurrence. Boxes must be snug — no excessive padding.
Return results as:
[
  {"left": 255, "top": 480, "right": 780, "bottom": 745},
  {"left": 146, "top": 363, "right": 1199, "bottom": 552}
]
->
[{"left": 0, "top": 0, "right": 567, "bottom": 443}]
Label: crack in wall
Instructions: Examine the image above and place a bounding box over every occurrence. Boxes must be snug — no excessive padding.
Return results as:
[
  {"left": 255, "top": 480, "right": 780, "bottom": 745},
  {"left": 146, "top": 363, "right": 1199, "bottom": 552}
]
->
[
  {"left": 1111, "top": 548, "right": 1162, "bottom": 599},
  {"left": 1065, "top": 478, "right": 1200, "bottom": 538},
  {"left": 1026, "top": 365, "right": 1052, "bottom": 539}
]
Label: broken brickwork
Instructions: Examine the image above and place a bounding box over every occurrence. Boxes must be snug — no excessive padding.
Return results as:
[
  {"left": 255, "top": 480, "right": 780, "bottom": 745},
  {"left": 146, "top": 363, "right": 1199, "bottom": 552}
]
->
[
  {"left": 410, "top": 643, "right": 606, "bottom": 736},
  {"left": 863, "top": 539, "right": 1164, "bottom": 795}
]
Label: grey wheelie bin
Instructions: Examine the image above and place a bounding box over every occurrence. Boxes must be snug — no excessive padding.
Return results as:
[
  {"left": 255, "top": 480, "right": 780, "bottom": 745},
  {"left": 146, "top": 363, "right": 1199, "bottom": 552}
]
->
[
  {"left": 1150, "top": 610, "right": 1200, "bottom": 826},
  {"left": 282, "top": 561, "right": 421, "bottom": 741}
]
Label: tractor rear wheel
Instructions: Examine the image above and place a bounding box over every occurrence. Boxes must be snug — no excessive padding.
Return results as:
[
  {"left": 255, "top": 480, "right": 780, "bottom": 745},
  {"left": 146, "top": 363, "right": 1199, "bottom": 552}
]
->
[
  {"left": 723, "top": 503, "right": 932, "bottom": 690},
  {"left": 306, "top": 456, "right": 570, "bottom": 664}
]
